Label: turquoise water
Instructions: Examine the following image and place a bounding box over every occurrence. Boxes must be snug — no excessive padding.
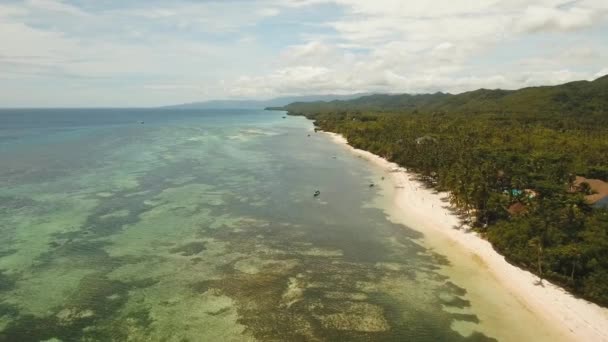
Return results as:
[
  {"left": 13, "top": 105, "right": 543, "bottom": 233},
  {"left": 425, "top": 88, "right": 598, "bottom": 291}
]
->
[{"left": 0, "top": 109, "right": 495, "bottom": 341}]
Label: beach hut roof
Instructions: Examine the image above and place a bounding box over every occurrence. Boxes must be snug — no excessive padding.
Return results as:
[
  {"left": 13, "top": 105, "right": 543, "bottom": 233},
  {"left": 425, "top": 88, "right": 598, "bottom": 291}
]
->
[{"left": 507, "top": 202, "right": 527, "bottom": 215}]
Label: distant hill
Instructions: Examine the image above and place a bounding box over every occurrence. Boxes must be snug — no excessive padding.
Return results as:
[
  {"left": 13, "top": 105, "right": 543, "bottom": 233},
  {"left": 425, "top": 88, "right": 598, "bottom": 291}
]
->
[
  {"left": 163, "top": 94, "right": 368, "bottom": 110},
  {"left": 281, "top": 75, "right": 608, "bottom": 116},
  {"left": 276, "top": 74, "right": 608, "bottom": 307}
]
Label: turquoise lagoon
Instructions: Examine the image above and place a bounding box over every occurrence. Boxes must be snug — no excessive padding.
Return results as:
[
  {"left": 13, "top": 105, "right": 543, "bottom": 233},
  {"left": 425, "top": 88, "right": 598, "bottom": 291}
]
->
[{"left": 0, "top": 109, "right": 497, "bottom": 341}]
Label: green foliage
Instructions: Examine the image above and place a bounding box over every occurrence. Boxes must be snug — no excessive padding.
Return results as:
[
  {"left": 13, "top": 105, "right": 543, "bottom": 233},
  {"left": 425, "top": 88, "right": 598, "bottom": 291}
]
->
[
  {"left": 281, "top": 75, "right": 608, "bottom": 306},
  {"left": 283, "top": 74, "right": 608, "bottom": 118}
]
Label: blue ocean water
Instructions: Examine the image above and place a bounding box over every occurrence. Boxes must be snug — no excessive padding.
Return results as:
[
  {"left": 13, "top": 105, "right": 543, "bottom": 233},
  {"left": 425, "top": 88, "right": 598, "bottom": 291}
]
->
[{"left": 0, "top": 108, "right": 495, "bottom": 341}]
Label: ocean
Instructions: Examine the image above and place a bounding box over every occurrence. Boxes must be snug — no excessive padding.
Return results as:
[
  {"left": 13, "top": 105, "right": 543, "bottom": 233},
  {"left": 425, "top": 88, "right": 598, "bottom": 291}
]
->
[{"left": 0, "top": 108, "right": 495, "bottom": 341}]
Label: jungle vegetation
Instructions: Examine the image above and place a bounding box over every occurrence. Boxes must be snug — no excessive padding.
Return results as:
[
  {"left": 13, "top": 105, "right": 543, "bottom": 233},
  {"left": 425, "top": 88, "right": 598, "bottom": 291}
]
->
[{"left": 280, "top": 75, "right": 608, "bottom": 306}]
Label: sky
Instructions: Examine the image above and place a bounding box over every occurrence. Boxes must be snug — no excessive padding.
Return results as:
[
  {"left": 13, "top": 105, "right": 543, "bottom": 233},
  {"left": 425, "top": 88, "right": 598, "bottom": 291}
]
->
[{"left": 0, "top": 0, "right": 607, "bottom": 107}]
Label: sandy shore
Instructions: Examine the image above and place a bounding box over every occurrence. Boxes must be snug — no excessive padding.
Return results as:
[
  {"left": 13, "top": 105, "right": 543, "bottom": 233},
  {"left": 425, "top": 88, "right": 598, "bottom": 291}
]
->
[{"left": 324, "top": 131, "right": 608, "bottom": 342}]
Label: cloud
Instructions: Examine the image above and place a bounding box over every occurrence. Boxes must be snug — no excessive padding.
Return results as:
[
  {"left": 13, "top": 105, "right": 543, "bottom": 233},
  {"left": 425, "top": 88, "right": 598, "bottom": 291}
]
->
[
  {"left": 224, "top": 0, "right": 608, "bottom": 98},
  {"left": 0, "top": 0, "right": 607, "bottom": 106},
  {"left": 143, "top": 84, "right": 204, "bottom": 91},
  {"left": 0, "top": 4, "right": 28, "bottom": 18},
  {"left": 120, "top": 1, "right": 286, "bottom": 33},
  {"left": 0, "top": 20, "right": 78, "bottom": 66},
  {"left": 515, "top": 6, "right": 598, "bottom": 32},
  {"left": 256, "top": 7, "right": 281, "bottom": 17},
  {"left": 594, "top": 68, "right": 608, "bottom": 78},
  {"left": 25, "top": 0, "right": 89, "bottom": 17},
  {"left": 279, "top": 41, "right": 346, "bottom": 66}
]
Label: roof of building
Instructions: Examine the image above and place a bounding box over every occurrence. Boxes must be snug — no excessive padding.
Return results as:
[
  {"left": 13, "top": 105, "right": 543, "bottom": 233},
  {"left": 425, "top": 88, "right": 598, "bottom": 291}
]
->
[
  {"left": 575, "top": 176, "right": 608, "bottom": 204},
  {"left": 594, "top": 196, "right": 608, "bottom": 209},
  {"left": 507, "top": 202, "right": 527, "bottom": 216}
]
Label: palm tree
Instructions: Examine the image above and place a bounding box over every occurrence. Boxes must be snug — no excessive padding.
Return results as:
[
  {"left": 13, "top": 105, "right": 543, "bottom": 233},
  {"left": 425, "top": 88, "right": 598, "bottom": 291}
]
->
[{"left": 529, "top": 236, "right": 544, "bottom": 285}]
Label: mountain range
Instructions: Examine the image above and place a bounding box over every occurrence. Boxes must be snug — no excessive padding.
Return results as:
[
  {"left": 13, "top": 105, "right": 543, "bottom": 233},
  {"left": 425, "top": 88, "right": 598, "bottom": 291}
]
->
[
  {"left": 163, "top": 94, "right": 368, "bottom": 110},
  {"left": 281, "top": 75, "right": 608, "bottom": 116}
]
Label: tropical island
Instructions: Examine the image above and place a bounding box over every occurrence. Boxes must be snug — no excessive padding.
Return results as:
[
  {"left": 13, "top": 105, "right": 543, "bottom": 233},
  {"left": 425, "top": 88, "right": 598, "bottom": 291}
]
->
[{"left": 273, "top": 75, "right": 608, "bottom": 307}]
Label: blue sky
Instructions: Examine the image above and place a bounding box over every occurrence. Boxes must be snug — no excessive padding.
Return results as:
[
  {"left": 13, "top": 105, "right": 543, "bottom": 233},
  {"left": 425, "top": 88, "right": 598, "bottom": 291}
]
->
[{"left": 0, "top": 0, "right": 607, "bottom": 107}]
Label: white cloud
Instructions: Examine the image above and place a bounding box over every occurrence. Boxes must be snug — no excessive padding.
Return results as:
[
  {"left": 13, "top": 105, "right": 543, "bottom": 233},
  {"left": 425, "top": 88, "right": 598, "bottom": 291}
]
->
[
  {"left": 515, "top": 6, "right": 598, "bottom": 32},
  {"left": 25, "top": 0, "right": 89, "bottom": 17},
  {"left": 224, "top": 0, "right": 608, "bottom": 98},
  {"left": 256, "top": 7, "right": 281, "bottom": 17},
  {"left": 0, "top": 1, "right": 264, "bottom": 106},
  {"left": 120, "top": 1, "right": 285, "bottom": 33},
  {"left": 594, "top": 68, "right": 608, "bottom": 79},
  {"left": 279, "top": 41, "right": 347, "bottom": 67},
  {"left": 0, "top": 4, "right": 28, "bottom": 18},
  {"left": 0, "top": 0, "right": 607, "bottom": 106},
  {"left": 143, "top": 84, "right": 204, "bottom": 91},
  {"left": 0, "top": 21, "right": 78, "bottom": 64}
]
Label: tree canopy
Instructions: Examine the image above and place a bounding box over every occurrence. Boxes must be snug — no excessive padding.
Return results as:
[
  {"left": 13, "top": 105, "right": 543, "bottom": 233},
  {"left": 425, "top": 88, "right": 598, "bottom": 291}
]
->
[{"left": 279, "top": 75, "right": 608, "bottom": 306}]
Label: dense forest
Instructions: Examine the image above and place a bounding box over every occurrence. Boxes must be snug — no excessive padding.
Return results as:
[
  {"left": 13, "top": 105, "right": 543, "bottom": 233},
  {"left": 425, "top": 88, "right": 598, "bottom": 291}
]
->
[{"left": 278, "top": 75, "right": 608, "bottom": 306}]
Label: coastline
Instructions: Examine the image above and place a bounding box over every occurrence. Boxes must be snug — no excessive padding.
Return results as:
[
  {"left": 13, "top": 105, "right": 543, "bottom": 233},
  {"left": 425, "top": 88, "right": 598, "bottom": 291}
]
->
[{"left": 323, "top": 130, "right": 608, "bottom": 342}]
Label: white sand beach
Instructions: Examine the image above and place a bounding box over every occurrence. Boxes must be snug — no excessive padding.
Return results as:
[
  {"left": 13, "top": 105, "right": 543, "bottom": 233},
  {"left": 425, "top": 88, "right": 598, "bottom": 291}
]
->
[{"left": 325, "top": 131, "right": 608, "bottom": 342}]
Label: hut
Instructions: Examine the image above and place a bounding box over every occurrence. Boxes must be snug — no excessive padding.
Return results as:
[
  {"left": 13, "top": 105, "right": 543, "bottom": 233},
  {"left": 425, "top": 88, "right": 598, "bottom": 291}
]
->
[
  {"left": 574, "top": 176, "right": 608, "bottom": 204},
  {"left": 594, "top": 196, "right": 608, "bottom": 209},
  {"left": 507, "top": 202, "right": 527, "bottom": 216}
]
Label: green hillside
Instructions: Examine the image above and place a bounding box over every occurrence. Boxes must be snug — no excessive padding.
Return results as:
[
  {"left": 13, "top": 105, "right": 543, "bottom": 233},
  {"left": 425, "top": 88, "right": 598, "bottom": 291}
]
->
[
  {"left": 278, "top": 75, "right": 608, "bottom": 307},
  {"left": 283, "top": 75, "right": 608, "bottom": 117}
]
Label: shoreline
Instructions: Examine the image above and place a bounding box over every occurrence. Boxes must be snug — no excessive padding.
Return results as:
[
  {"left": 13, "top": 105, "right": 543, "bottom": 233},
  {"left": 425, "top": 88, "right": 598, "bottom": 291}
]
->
[{"left": 323, "top": 131, "right": 608, "bottom": 342}]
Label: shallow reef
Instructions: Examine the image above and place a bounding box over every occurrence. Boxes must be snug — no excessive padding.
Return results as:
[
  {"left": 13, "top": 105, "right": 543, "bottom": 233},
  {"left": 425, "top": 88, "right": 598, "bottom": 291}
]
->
[{"left": 0, "top": 113, "right": 495, "bottom": 341}]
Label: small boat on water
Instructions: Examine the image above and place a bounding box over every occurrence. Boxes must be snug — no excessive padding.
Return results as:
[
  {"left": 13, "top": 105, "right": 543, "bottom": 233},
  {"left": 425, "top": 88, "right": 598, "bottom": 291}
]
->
[{"left": 313, "top": 190, "right": 321, "bottom": 197}]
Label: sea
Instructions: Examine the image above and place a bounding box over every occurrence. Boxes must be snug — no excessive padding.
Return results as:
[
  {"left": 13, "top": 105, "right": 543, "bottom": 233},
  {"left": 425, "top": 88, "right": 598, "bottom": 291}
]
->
[{"left": 0, "top": 108, "right": 540, "bottom": 341}]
